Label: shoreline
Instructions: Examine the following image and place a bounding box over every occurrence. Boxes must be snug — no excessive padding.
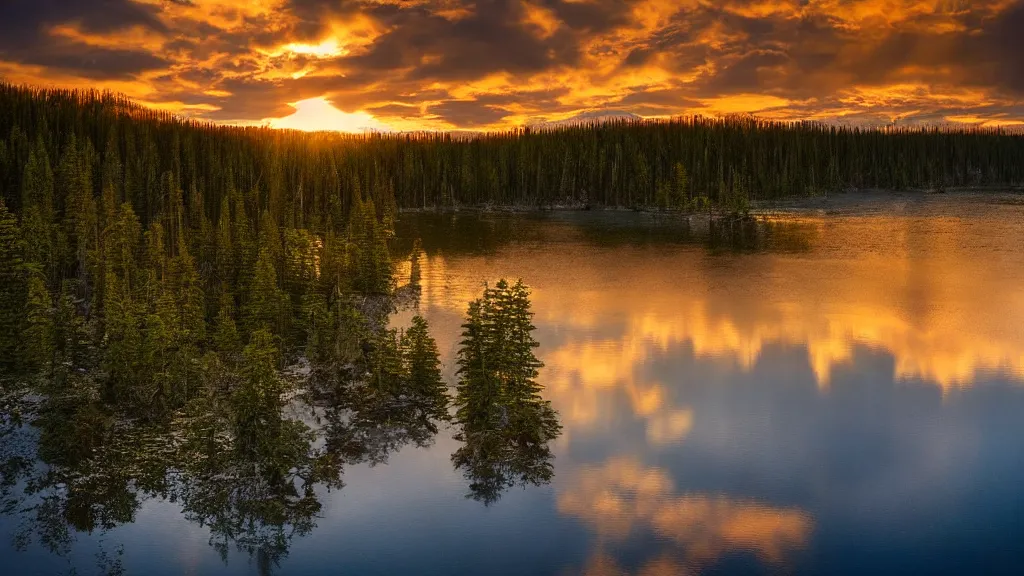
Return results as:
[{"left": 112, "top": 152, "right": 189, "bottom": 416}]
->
[{"left": 396, "top": 187, "right": 1024, "bottom": 218}]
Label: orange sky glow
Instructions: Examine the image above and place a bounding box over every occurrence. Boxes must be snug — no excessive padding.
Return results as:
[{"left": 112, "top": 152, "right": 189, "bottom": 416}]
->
[{"left": 2, "top": 0, "right": 1022, "bottom": 132}]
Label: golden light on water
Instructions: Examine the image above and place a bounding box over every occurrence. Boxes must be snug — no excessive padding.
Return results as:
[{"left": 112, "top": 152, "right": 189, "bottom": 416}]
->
[{"left": 413, "top": 209, "right": 1024, "bottom": 432}]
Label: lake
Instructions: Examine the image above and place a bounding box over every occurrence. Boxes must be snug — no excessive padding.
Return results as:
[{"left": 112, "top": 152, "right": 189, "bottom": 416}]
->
[{"left": 5, "top": 191, "right": 1024, "bottom": 575}]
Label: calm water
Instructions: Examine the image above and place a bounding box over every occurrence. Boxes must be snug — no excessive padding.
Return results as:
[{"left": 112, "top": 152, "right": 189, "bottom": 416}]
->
[{"left": 6, "top": 192, "right": 1024, "bottom": 575}]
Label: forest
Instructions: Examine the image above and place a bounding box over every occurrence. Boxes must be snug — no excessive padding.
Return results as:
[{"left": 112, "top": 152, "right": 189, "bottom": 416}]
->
[
  {"left": 0, "top": 82, "right": 564, "bottom": 565},
  {"left": 2, "top": 81, "right": 1022, "bottom": 376},
  {"left": 0, "top": 80, "right": 1022, "bottom": 569}
]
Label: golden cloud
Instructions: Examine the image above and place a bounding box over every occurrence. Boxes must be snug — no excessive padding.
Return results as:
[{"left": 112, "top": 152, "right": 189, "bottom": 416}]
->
[
  {"left": 558, "top": 458, "right": 812, "bottom": 567},
  {"left": 1, "top": 0, "right": 1021, "bottom": 128}
]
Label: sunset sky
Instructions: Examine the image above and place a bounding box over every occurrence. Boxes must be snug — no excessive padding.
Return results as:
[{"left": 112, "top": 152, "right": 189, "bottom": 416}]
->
[{"left": 2, "top": 0, "right": 1023, "bottom": 131}]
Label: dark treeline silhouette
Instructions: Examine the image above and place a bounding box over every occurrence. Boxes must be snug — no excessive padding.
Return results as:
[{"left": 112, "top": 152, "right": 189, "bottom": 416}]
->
[{"left": 3, "top": 83, "right": 1023, "bottom": 233}]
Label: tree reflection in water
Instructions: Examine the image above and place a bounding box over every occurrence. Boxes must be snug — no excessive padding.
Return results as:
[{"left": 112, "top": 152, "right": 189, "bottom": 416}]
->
[
  {"left": 0, "top": 311, "right": 452, "bottom": 574},
  {"left": 0, "top": 281, "right": 562, "bottom": 572},
  {"left": 451, "top": 279, "right": 562, "bottom": 505}
]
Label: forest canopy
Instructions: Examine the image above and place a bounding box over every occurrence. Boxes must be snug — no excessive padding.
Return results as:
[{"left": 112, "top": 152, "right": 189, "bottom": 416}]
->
[{"left": 3, "top": 82, "right": 1023, "bottom": 228}]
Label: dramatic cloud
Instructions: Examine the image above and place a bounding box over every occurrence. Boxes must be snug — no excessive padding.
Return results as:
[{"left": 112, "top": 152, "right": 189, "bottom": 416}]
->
[{"left": 1, "top": 0, "right": 1022, "bottom": 130}]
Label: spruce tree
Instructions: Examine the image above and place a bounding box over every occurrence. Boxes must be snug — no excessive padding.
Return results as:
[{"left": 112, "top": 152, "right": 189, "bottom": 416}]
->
[
  {"left": 169, "top": 241, "right": 205, "bottom": 348},
  {"left": 21, "top": 141, "right": 56, "bottom": 281},
  {"left": 22, "top": 270, "right": 55, "bottom": 374},
  {"left": 0, "top": 199, "right": 26, "bottom": 371},
  {"left": 233, "top": 328, "right": 285, "bottom": 455},
  {"left": 243, "top": 247, "right": 284, "bottom": 336},
  {"left": 215, "top": 195, "right": 235, "bottom": 286},
  {"left": 401, "top": 315, "right": 448, "bottom": 421},
  {"left": 409, "top": 238, "right": 422, "bottom": 290},
  {"left": 213, "top": 286, "right": 240, "bottom": 357},
  {"left": 673, "top": 161, "right": 689, "bottom": 208},
  {"left": 451, "top": 279, "right": 561, "bottom": 504}
]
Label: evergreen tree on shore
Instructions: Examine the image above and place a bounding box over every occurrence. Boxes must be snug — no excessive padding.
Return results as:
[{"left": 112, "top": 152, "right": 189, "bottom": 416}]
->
[
  {"left": 451, "top": 279, "right": 561, "bottom": 504},
  {"left": 0, "top": 200, "right": 26, "bottom": 372}
]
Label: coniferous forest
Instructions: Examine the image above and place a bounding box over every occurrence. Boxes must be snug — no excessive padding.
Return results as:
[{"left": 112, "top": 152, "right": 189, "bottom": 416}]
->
[
  {"left": 0, "top": 81, "right": 567, "bottom": 566},
  {"left": 1, "top": 80, "right": 1023, "bottom": 571},
  {"left": 3, "top": 80, "right": 1022, "bottom": 387}
]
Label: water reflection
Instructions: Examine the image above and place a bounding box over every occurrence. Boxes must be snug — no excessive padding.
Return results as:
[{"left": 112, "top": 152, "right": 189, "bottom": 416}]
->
[
  {"left": 559, "top": 458, "right": 812, "bottom": 572},
  {"left": 402, "top": 209, "right": 1024, "bottom": 412},
  {"left": 0, "top": 317, "right": 454, "bottom": 573},
  {"left": 393, "top": 200, "right": 1024, "bottom": 574},
  {"left": 5, "top": 196, "right": 1024, "bottom": 574}
]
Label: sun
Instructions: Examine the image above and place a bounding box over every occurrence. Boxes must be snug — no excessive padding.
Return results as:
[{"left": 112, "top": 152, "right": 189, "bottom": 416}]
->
[
  {"left": 265, "top": 97, "right": 390, "bottom": 133},
  {"left": 281, "top": 39, "right": 345, "bottom": 58},
  {"left": 261, "top": 39, "right": 346, "bottom": 59}
]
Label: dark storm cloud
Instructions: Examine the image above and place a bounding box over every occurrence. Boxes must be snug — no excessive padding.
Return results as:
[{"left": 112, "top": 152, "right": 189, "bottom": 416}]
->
[
  {"left": 963, "top": 1, "right": 1024, "bottom": 95},
  {"left": 0, "top": 0, "right": 166, "bottom": 46},
  {"left": 535, "top": 0, "right": 639, "bottom": 33},
  {"left": 402, "top": 88, "right": 575, "bottom": 127},
  {"left": 21, "top": 44, "right": 169, "bottom": 80},
  {"left": 0, "top": 0, "right": 169, "bottom": 81},
  {"left": 614, "top": 89, "right": 702, "bottom": 109},
  {"left": 427, "top": 100, "right": 512, "bottom": 127},
  {"left": 333, "top": 0, "right": 581, "bottom": 81},
  {"left": 1, "top": 0, "right": 1023, "bottom": 128},
  {"left": 474, "top": 88, "right": 568, "bottom": 108}
]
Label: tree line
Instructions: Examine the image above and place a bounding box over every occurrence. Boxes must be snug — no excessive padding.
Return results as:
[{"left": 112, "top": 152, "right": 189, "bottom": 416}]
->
[{"left": 3, "top": 83, "right": 1023, "bottom": 234}]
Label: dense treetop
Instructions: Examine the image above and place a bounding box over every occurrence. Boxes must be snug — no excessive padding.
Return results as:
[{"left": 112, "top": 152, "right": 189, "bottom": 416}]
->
[{"left": 3, "top": 82, "right": 1023, "bottom": 228}]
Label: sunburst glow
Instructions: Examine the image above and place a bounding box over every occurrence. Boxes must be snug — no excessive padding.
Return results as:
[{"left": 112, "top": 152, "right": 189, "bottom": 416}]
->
[
  {"left": 265, "top": 97, "right": 390, "bottom": 133},
  {"left": 1, "top": 1, "right": 1022, "bottom": 130}
]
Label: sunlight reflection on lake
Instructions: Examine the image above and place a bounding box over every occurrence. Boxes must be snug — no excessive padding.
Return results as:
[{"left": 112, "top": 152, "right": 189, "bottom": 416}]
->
[{"left": 6, "top": 193, "right": 1024, "bottom": 575}]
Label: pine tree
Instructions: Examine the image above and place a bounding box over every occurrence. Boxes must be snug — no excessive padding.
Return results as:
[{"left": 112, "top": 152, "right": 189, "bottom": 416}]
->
[
  {"left": 451, "top": 279, "right": 560, "bottom": 504},
  {"left": 22, "top": 270, "right": 55, "bottom": 374},
  {"left": 232, "top": 328, "right": 285, "bottom": 454},
  {"left": 366, "top": 216, "right": 393, "bottom": 295},
  {"left": 213, "top": 286, "right": 240, "bottom": 357},
  {"left": 673, "top": 162, "right": 689, "bottom": 208},
  {"left": 56, "top": 134, "right": 82, "bottom": 273},
  {"left": 401, "top": 315, "right": 448, "bottom": 421},
  {"left": 101, "top": 130, "right": 122, "bottom": 205},
  {"left": 169, "top": 241, "right": 205, "bottom": 347},
  {"left": 301, "top": 280, "right": 330, "bottom": 367},
  {"left": 21, "top": 140, "right": 56, "bottom": 280},
  {"left": 409, "top": 238, "right": 422, "bottom": 290},
  {"left": 367, "top": 328, "right": 403, "bottom": 397},
  {"left": 215, "top": 195, "right": 235, "bottom": 286},
  {"left": 140, "top": 308, "right": 172, "bottom": 416},
  {"left": 101, "top": 204, "right": 143, "bottom": 395},
  {"left": 52, "top": 280, "right": 91, "bottom": 373},
  {"left": 243, "top": 247, "right": 284, "bottom": 336},
  {"left": 452, "top": 299, "right": 497, "bottom": 432},
  {"left": 0, "top": 199, "right": 26, "bottom": 371}
]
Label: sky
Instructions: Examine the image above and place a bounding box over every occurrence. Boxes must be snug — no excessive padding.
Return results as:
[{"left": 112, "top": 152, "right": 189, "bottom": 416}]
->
[{"left": 1, "top": 0, "right": 1022, "bottom": 132}]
